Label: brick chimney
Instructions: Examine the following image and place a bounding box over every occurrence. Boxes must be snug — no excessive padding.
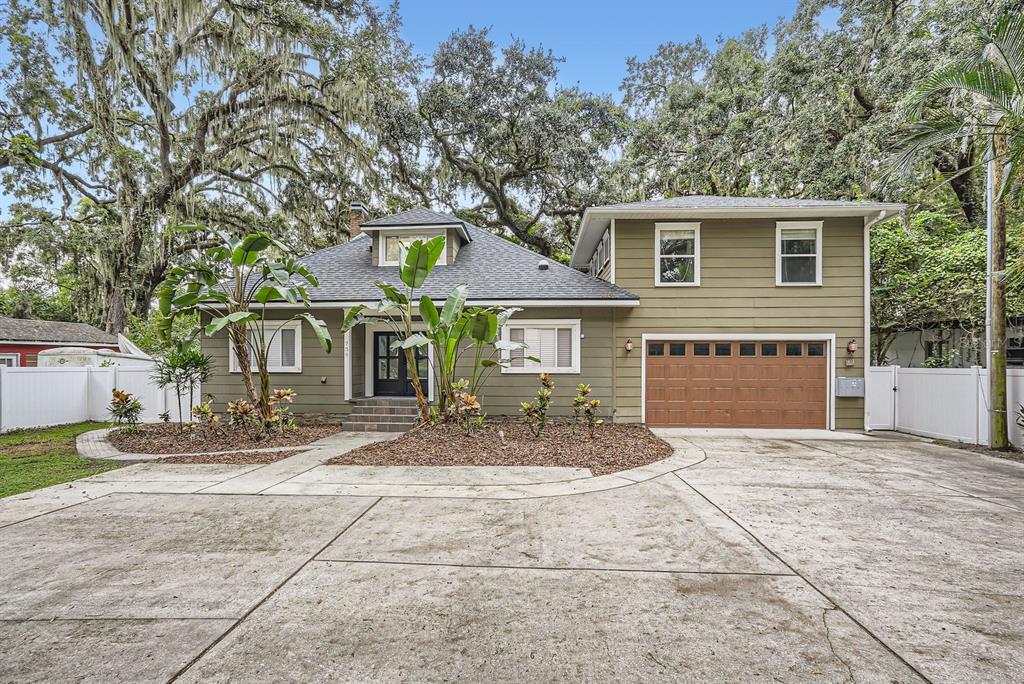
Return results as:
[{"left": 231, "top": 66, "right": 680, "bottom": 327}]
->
[{"left": 349, "top": 201, "right": 368, "bottom": 238}]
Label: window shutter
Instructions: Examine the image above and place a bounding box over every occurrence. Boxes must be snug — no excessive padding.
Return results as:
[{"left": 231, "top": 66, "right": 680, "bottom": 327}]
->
[
  {"left": 534, "top": 328, "right": 556, "bottom": 367},
  {"left": 556, "top": 328, "right": 573, "bottom": 367},
  {"left": 510, "top": 328, "right": 525, "bottom": 367}
]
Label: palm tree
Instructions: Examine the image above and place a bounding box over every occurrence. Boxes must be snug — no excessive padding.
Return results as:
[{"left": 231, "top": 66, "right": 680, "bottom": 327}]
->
[{"left": 891, "top": 13, "right": 1023, "bottom": 449}]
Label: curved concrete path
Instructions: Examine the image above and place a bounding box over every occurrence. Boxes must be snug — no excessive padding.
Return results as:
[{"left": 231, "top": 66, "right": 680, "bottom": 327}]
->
[{"left": 75, "top": 427, "right": 707, "bottom": 498}]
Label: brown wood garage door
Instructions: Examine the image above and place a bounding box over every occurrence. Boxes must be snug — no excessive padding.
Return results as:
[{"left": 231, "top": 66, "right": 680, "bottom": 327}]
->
[{"left": 645, "top": 340, "right": 828, "bottom": 428}]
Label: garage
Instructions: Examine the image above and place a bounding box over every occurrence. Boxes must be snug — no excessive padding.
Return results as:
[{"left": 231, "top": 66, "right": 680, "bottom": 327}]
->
[{"left": 644, "top": 339, "right": 829, "bottom": 428}]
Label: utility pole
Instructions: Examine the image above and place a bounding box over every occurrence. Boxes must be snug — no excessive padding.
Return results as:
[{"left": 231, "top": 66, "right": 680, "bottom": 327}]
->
[{"left": 989, "top": 134, "right": 1009, "bottom": 449}]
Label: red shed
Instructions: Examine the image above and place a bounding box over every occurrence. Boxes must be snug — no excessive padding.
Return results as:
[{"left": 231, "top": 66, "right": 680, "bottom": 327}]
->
[{"left": 0, "top": 317, "right": 118, "bottom": 367}]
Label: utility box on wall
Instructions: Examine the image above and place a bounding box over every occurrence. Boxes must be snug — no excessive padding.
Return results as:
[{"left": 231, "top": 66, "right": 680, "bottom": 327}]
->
[{"left": 835, "top": 376, "right": 865, "bottom": 398}]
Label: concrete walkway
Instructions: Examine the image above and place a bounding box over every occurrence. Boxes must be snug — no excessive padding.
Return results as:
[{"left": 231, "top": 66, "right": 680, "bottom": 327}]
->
[{"left": 1, "top": 431, "right": 1021, "bottom": 682}]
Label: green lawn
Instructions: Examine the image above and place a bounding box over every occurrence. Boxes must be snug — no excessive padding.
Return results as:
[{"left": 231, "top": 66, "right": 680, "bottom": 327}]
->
[{"left": 0, "top": 422, "right": 122, "bottom": 498}]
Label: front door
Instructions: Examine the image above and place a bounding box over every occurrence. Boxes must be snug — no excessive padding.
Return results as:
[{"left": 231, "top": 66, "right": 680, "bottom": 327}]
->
[{"left": 373, "top": 331, "right": 428, "bottom": 396}]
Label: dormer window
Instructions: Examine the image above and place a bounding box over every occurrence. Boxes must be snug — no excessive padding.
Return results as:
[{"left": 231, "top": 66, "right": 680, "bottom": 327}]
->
[{"left": 379, "top": 230, "right": 447, "bottom": 266}]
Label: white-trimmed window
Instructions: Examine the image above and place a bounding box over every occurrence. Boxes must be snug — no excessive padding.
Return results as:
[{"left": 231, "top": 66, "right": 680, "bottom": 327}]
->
[
  {"left": 229, "top": 321, "right": 302, "bottom": 373},
  {"left": 655, "top": 223, "right": 700, "bottom": 286},
  {"left": 776, "top": 221, "right": 822, "bottom": 286},
  {"left": 501, "top": 319, "right": 581, "bottom": 374},
  {"left": 379, "top": 231, "right": 446, "bottom": 266},
  {"left": 0, "top": 353, "right": 19, "bottom": 367}
]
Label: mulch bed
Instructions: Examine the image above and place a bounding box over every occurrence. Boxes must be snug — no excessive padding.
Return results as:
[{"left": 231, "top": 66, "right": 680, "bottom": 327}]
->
[
  {"left": 107, "top": 423, "right": 340, "bottom": 454},
  {"left": 158, "top": 450, "right": 303, "bottom": 465},
  {"left": 326, "top": 419, "right": 674, "bottom": 475}
]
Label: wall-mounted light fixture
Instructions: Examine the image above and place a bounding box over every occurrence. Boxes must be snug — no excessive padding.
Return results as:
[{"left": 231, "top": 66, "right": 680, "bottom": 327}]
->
[
  {"left": 846, "top": 339, "right": 858, "bottom": 354},
  {"left": 624, "top": 338, "right": 634, "bottom": 352}
]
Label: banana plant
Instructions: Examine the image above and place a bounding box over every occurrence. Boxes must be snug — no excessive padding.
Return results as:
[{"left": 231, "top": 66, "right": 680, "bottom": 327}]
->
[
  {"left": 342, "top": 235, "right": 446, "bottom": 422},
  {"left": 157, "top": 225, "right": 332, "bottom": 427},
  {"left": 341, "top": 235, "right": 528, "bottom": 420},
  {"left": 419, "top": 287, "right": 528, "bottom": 413}
]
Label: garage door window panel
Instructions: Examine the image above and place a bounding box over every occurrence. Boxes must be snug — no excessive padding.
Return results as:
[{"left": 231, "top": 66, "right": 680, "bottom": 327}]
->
[{"left": 655, "top": 223, "right": 700, "bottom": 286}]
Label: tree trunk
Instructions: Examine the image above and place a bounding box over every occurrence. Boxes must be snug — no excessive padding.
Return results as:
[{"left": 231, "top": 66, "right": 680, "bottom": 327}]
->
[
  {"left": 104, "top": 284, "right": 130, "bottom": 334},
  {"left": 989, "top": 134, "right": 1009, "bottom": 449},
  {"left": 404, "top": 346, "right": 430, "bottom": 423},
  {"left": 229, "top": 324, "right": 260, "bottom": 409}
]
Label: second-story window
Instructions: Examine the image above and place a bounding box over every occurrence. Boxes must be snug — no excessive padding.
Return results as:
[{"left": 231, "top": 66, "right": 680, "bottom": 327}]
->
[
  {"left": 776, "top": 221, "right": 822, "bottom": 286},
  {"left": 655, "top": 223, "right": 700, "bottom": 286}
]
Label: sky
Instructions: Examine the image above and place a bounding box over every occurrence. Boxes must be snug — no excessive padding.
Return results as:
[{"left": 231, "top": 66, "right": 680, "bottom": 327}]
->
[{"left": 385, "top": 0, "right": 801, "bottom": 97}]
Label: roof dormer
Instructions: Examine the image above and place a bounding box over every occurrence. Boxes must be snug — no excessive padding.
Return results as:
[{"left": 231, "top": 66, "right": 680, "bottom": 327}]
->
[{"left": 356, "top": 207, "right": 472, "bottom": 267}]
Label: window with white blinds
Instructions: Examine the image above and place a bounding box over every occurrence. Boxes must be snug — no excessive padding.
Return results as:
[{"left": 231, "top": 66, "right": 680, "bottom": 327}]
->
[
  {"left": 229, "top": 321, "right": 302, "bottom": 373},
  {"left": 502, "top": 319, "right": 580, "bottom": 374}
]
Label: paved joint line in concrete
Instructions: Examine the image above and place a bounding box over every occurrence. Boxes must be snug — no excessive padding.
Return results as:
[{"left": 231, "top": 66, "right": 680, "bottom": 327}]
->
[
  {"left": 192, "top": 462, "right": 277, "bottom": 493},
  {"left": 0, "top": 492, "right": 114, "bottom": 530},
  {"left": 167, "top": 496, "right": 383, "bottom": 682},
  {"left": 671, "top": 470, "right": 934, "bottom": 684},
  {"left": 311, "top": 558, "right": 798, "bottom": 578},
  {"left": 797, "top": 440, "right": 1024, "bottom": 511},
  {"left": 253, "top": 450, "right": 345, "bottom": 495},
  {"left": 924, "top": 481, "right": 1024, "bottom": 512}
]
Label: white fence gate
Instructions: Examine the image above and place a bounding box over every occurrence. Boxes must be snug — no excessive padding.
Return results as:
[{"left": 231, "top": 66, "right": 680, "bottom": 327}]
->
[
  {"left": 867, "top": 365, "right": 1024, "bottom": 447},
  {"left": 0, "top": 364, "right": 200, "bottom": 432}
]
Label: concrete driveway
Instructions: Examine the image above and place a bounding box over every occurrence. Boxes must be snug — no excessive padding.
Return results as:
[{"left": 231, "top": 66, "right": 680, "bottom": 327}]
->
[{"left": 1, "top": 431, "right": 1021, "bottom": 683}]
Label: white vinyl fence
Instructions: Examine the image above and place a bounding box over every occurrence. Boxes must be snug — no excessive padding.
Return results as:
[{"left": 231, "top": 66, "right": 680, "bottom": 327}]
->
[
  {"left": 0, "top": 364, "right": 200, "bottom": 433},
  {"left": 867, "top": 365, "right": 1024, "bottom": 447}
]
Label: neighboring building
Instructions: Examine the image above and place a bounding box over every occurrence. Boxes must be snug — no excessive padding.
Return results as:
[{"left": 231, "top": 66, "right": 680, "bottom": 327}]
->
[
  {"left": 201, "top": 197, "right": 903, "bottom": 431},
  {"left": 882, "top": 318, "right": 1024, "bottom": 369},
  {"left": 0, "top": 317, "right": 118, "bottom": 367}
]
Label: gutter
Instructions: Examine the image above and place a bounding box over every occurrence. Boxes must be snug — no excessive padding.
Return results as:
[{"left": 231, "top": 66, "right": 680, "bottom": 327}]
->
[{"left": 203, "top": 298, "right": 641, "bottom": 310}]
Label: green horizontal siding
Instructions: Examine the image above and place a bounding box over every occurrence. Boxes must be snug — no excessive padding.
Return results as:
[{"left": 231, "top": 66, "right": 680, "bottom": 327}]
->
[
  {"left": 200, "top": 309, "right": 350, "bottom": 416},
  {"left": 611, "top": 217, "right": 866, "bottom": 429}
]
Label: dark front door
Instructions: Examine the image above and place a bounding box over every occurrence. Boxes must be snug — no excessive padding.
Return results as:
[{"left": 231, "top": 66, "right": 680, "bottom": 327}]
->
[{"left": 373, "top": 331, "right": 428, "bottom": 396}]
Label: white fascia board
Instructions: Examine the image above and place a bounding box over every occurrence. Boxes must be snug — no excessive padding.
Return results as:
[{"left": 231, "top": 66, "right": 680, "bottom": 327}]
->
[
  {"left": 360, "top": 222, "right": 470, "bottom": 241},
  {"left": 206, "top": 299, "right": 640, "bottom": 309}
]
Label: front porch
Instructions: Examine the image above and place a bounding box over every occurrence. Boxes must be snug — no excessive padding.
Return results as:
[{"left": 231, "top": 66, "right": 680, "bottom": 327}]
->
[{"left": 343, "top": 319, "right": 434, "bottom": 404}]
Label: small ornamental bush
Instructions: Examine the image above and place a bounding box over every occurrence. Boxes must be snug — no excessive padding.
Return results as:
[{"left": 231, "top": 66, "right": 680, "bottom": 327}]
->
[
  {"left": 449, "top": 379, "right": 484, "bottom": 435},
  {"left": 227, "top": 398, "right": 260, "bottom": 438},
  {"left": 108, "top": 389, "right": 143, "bottom": 431},
  {"left": 572, "top": 383, "right": 603, "bottom": 437},
  {"left": 191, "top": 400, "right": 221, "bottom": 436},
  {"left": 520, "top": 373, "right": 554, "bottom": 438},
  {"left": 267, "top": 388, "right": 297, "bottom": 433}
]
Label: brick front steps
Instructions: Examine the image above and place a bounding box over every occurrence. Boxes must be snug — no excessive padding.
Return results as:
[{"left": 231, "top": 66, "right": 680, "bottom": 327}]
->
[{"left": 344, "top": 398, "right": 420, "bottom": 432}]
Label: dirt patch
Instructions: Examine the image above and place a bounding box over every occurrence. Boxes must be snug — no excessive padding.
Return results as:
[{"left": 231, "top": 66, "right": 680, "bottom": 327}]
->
[
  {"left": 159, "top": 450, "right": 303, "bottom": 464},
  {"left": 108, "top": 423, "right": 341, "bottom": 454},
  {"left": 327, "top": 419, "right": 674, "bottom": 476}
]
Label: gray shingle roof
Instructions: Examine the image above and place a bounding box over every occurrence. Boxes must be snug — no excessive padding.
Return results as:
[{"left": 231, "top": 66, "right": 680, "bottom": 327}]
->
[
  {"left": 361, "top": 207, "right": 467, "bottom": 228},
  {"left": 299, "top": 224, "right": 638, "bottom": 302},
  {"left": 0, "top": 317, "right": 117, "bottom": 344},
  {"left": 597, "top": 196, "right": 905, "bottom": 210}
]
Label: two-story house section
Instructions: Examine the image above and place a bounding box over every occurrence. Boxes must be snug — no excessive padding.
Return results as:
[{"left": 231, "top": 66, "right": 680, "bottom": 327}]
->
[
  {"left": 201, "top": 197, "right": 902, "bottom": 432},
  {"left": 570, "top": 196, "right": 903, "bottom": 431}
]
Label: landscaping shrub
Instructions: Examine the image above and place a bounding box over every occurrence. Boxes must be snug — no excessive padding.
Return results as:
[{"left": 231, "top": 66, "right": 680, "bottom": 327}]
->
[
  {"left": 520, "top": 373, "right": 554, "bottom": 438},
  {"left": 572, "top": 383, "right": 603, "bottom": 437},
  {"left": 151, "top": 343, "right": 214, "bottom": 425},
  {"left": 108, "top": 389, "right": 143, "bottom": 431},
  {"left": 447, "top": 379, "right": 484, "bottom": 435}
]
